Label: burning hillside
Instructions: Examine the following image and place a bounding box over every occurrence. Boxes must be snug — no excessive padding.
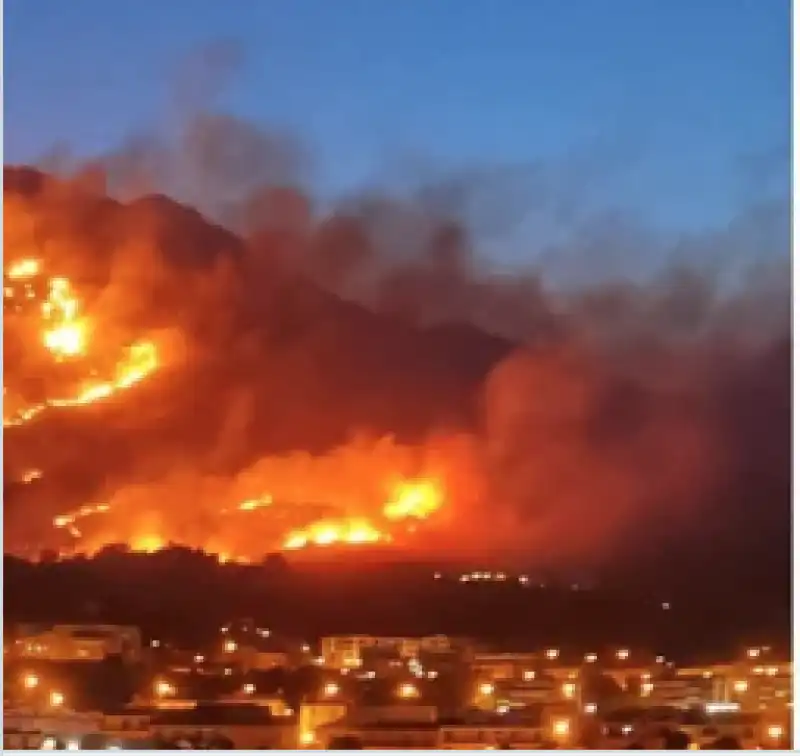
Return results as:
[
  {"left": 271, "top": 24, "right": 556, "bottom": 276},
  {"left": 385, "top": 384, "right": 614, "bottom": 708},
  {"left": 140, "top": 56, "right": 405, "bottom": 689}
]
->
[
  {"left": 3, "top": 256, "right": 159, "bottom": 427},
  {"left": 2, "top": 161, "right": 790, "bottom": 574}
]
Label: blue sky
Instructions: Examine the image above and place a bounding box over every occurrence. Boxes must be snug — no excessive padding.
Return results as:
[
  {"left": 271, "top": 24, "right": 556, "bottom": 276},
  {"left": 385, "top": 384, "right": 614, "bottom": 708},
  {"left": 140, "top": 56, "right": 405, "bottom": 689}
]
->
[{"left": 5, "top": 0, "right": 790, "bottom": 253}]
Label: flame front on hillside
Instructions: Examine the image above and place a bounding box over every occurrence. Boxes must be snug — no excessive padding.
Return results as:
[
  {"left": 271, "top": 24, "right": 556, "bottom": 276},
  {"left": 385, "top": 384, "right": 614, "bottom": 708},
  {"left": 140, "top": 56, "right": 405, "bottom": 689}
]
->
[{"left": 3, "top": 257, "right": 160, "bottom": 427}]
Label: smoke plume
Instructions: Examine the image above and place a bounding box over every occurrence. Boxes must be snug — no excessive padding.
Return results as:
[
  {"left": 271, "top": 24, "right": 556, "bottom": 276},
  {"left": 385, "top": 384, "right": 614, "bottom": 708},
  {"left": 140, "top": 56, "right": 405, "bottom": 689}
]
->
[{"left": 3, "top": 50, "right": 789, "bottom": 577}]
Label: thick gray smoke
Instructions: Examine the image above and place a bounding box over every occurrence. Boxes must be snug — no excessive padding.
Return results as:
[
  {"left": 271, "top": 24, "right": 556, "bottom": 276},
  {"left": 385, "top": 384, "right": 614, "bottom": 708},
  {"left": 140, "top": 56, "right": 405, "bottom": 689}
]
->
[{"left": 3, "top": 43, "right": 789, "bottom": 577}]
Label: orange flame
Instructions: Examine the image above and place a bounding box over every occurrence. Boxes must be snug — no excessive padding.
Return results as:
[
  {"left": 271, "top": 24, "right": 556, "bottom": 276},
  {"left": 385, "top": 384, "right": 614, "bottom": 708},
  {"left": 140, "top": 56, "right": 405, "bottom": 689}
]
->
[
  {"left": 283, "top": 517, "right": 387, "bottom": 550},
  {"left": 383, "top": 480, "right": 443, "bottom": 521},
  {"left": 3, "top": 258, "right": 160, "bottom": 427}
]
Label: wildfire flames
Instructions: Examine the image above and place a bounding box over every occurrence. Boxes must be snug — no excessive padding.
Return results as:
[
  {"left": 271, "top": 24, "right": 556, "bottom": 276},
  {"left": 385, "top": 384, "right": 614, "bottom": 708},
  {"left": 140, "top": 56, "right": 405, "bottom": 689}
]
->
[
  {"left": 3, "top": 257, "right": 159, "bottom": 428},
  {"left": 4, "top": 239, "right": 452, "bottom": 558},
  {"left": 49, "top": 474, "right": 448, "bottom": 559},
  {"left": 2, "top": 161, "right": 789, "bottom": 571}
]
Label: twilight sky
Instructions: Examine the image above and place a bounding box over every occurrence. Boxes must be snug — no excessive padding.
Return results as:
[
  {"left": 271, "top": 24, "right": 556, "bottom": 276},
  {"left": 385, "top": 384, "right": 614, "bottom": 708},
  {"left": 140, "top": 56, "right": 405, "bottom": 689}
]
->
[{"left": 4, "top": 0, "right": 790, "bottom": 258}]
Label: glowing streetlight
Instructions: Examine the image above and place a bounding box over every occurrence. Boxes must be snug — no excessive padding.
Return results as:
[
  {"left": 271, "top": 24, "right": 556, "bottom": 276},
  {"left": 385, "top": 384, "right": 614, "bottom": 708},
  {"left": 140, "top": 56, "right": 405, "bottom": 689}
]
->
[
  {"left": 154, "top": 679, "right": 175, "bottom": 698},
  {"left": 552, "top": 718, "right": 570, "bottom": 739},
  {"left": 22, "top": 673, "right": 39, "bottom": 690},
  {"left": 299, "top": 731, "right": 315, "bottom": 746},
  {"left": 397, "top": 682, "right": 419, "bottom": 699},
  {"left": 766, "top": 725, "right": 783, "bottom": 741}
]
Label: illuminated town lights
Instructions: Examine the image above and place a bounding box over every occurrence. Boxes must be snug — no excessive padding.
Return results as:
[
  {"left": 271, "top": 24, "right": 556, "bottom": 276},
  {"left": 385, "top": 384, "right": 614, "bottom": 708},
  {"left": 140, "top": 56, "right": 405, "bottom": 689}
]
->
[
  {"left": 397, "top": 682, "right": 419, "bottom": 699},
  {"left": 323, "top": 682, "right": 340, "bottom": 697},
  {"left": 154, "top": 679, "right": 175, "bottom": 698},
  {"left": 616, "top": 648, "right": 630, "bottom": 661},
  {"left": 747, "top": 647, "right": 761, "bottom": 659},
  {"left": 223, "top": 639, "right": 238, "bottom": 653},
  {"left": 150, "top": 639, "right": 160, "bottom": 648},
  {"left": 733, "top": 680, "right": 749, "bottom": 694},
  {"left": 242, "top": 683, "right": 255, "bottom": 695},
  {"left": 22, "top": 672, "right": 39, "bottom": 690},
  {"left": 562, "top": 682, "right": 576, "bottom": 699},
  {"left": 641, "top": 682, "right": 654, "bottom": 697},
  {"left": 584, "top": 652, "right": 598, "bottom": 663},
  {"left": 299, "top": 731, "right": 315, "bottom": 746},
  {"left": 545, "top": 648, "right": 559, "bottom": 660},
  {"left": 584, "top": 703, "right": 598, "bottom": 715},
  {"left": 194, "top": 654, "right": 205, "bottom": 664},
  {"left": 552, "top": 718, "right": 571, "bottom": 739},
  {"left": 523, "top": 670, "right": 536, "bottom": 681},
  {"left": 49, "top": 690, "right": 65, "bottom": 708},
  {"left": 766, "top": 725, "right": 783, "bottom": 740},
  {"left": 479, "top": 682, "right": 495, "bottom": 696}
]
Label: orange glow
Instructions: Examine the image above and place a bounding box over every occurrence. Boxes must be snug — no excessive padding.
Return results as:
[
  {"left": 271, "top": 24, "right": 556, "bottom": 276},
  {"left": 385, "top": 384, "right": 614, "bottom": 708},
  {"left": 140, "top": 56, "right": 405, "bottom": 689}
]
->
[
  {"left": 130, "top": 534, "right": 166, "bottom": 553},
  {"left": 383, "top": 479, "right": 443, "bottom": 521},
  {"left": 283, "top": 517, "right": 386, "bottom": 550},
  {"left": 41, "top": 276, "right": 87, "bottom": 359},
  {"left": 61, "top": 462, "right": 454, "bottom": 559},
  {"left": 3, "top": 258, "right": 160, "bottom": 428},
  {"left": 6, "top": 258, "right": 41, "bottom": 280}
]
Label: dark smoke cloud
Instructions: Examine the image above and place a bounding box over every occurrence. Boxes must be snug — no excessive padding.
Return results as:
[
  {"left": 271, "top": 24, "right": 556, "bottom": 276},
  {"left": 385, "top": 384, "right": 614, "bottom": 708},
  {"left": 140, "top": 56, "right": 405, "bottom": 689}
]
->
[{"left": 3, "top": 43, "right": 789, "bottom": 581}]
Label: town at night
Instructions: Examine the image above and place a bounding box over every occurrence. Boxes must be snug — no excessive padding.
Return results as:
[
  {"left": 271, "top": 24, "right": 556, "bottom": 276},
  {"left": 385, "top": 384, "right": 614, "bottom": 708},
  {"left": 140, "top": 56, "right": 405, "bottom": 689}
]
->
[{"left": 3, "top": 0, "right": 792, "bottom": 750}]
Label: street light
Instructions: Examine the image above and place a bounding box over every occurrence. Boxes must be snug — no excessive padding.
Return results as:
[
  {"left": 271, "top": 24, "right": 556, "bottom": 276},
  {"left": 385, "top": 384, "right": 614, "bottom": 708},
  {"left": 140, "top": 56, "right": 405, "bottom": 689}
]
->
[
  {"left": 397, "top": 682, "right": 419, "bottom": 699},
  {"left": 552, "top": 718, "right": 571, "bottom": 740},
  {"left": 766, "top": 725, "right": 783, "bottom": 742},
  {"left": 22, "top": 672, "right": 39, "bottom": 690},
  {"left": 154, "top": 679, "right": 175, "bottom": 698}
]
